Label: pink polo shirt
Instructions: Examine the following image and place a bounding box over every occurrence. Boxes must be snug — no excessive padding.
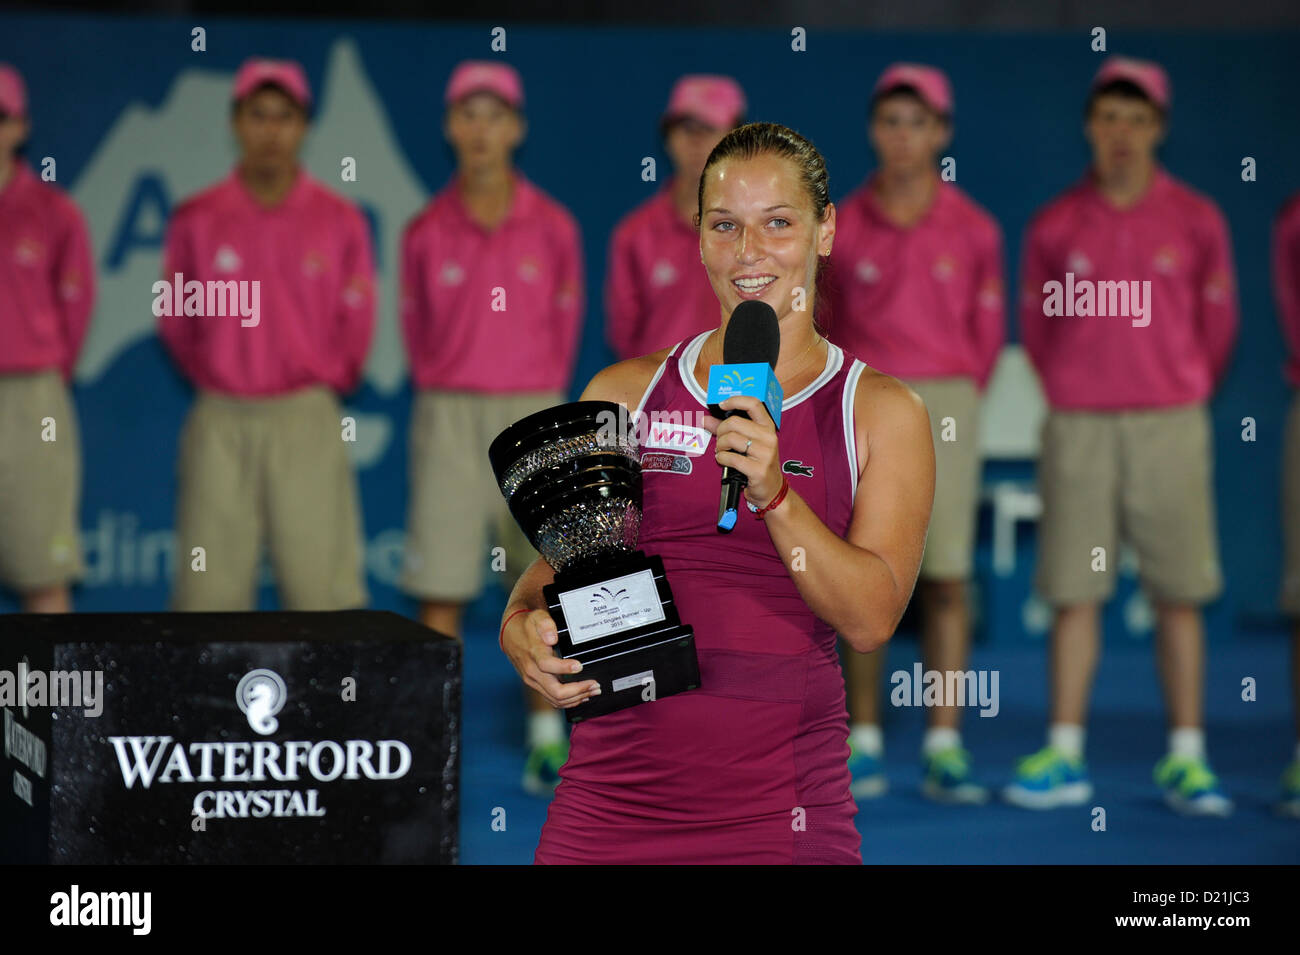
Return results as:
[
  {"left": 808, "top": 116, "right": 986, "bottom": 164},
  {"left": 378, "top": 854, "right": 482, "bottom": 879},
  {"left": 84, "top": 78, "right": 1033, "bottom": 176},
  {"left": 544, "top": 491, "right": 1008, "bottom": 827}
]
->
[
  {"left": 605, "top": 179, "right": 719, "bottom": 361},
  {"left": 1019, "top": 167, "right": 1238, "bottom": 410},
  {"left": 158, "top": 167, "right": 376, "bottom": 396},
  {"left": 1272, "top": 192, "right": 1300, "bottom": 388},
  {"left": 400, "top": 171, "right": 584, "bottom": 393},
  {"left": 824, "top": 176, "right": 1005, "bottom": 390},
  {"left": 0, "top": 161, "right": 95, "bottom": 380}
]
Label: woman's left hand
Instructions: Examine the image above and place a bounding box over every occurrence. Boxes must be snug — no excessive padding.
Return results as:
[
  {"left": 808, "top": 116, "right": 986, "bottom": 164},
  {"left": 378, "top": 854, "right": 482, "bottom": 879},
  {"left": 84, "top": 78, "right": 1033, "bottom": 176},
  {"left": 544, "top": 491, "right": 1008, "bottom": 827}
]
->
[{"left": 701, "top": 395, "right": 784, "bottom": 510}]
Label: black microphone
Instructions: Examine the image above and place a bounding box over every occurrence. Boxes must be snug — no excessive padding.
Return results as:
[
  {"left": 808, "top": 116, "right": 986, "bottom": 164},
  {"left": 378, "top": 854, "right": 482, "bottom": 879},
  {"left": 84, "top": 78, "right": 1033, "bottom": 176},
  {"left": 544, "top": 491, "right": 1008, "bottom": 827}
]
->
[{"left": 708, "top": 301, "right": 782, "bottom": 533}]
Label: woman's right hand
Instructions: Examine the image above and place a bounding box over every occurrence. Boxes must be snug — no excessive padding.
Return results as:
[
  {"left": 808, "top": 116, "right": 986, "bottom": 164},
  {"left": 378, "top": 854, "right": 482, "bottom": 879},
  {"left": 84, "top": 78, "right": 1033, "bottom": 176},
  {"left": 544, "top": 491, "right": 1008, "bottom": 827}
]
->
[{"left": 501, "top": 608, "right": 602, "bottom": 709}]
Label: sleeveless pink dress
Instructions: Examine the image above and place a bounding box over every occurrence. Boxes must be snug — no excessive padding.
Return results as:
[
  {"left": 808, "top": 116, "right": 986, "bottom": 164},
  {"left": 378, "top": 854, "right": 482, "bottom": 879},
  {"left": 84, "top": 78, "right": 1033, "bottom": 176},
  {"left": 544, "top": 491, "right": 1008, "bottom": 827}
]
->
[{"left": 535, "top": 331, "right": 869, "bottom": 864}]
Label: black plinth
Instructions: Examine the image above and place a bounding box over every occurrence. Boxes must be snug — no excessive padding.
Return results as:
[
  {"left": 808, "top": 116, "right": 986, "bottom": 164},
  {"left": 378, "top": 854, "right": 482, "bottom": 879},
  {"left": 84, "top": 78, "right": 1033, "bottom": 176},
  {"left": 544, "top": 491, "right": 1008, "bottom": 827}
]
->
[
  {"left": 544, "top": 552, "right": 700, "bottom": 723},
  {"left": 0, "top": 611, "right": 460, "bottom": 864}
]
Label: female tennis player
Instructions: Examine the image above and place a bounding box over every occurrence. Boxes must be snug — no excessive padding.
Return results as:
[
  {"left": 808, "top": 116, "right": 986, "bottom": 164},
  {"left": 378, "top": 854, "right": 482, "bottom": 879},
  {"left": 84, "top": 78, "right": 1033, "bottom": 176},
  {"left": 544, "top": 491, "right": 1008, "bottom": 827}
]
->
[{"left": 500, "top": 122, "right": 935, "bottom": 864}]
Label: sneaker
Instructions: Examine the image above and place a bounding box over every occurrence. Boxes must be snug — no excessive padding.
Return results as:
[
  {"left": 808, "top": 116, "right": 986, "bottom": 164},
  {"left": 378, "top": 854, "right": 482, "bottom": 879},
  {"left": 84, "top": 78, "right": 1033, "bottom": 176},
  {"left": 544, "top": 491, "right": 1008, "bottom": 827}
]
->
[
  {"left": 1153, "top": 754, "right": 1233, "bottom": 817},
  {"left": 1277, "top": 760, "right": 1300, "bottom": 819},
  {"left": 522, "top": 739, "right": 568, "bottom": 798},
  {"left": 848, "top": 738, "right": 887, "bottom": 799},
  {"left": 921, "top": 746, "right": 989, "bottom": 805},
  {"left": 1001, "top": 745, "right": 1093, "bottom": 809}
]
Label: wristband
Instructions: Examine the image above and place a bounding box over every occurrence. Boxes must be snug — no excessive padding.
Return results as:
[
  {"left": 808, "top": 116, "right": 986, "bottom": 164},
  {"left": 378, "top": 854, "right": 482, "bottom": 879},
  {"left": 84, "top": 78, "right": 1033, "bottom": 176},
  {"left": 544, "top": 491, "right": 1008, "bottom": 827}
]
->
[
  {"left": 751, "top": 476, "right": 790, "bottom": 520},
  {"left": 499, "top": 607, "right": 530, "bottom": 652}
]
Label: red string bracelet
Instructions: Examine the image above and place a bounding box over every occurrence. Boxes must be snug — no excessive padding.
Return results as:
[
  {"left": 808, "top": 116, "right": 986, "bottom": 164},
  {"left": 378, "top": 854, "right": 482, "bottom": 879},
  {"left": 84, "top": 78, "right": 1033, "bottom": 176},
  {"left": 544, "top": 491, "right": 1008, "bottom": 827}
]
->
[
  {"left": 499, "top": 607, "right": 530, "bottom": 652},
  {"left": 753, "top": 476, "right": 790, "bottom": 520}
]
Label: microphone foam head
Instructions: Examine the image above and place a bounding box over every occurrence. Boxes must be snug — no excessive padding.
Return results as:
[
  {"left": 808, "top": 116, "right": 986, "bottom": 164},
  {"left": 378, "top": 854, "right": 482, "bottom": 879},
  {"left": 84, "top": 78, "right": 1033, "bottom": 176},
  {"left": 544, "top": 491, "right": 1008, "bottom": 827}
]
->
[{"left": 723, "top": 301, "right": 781, "bottom": 367}]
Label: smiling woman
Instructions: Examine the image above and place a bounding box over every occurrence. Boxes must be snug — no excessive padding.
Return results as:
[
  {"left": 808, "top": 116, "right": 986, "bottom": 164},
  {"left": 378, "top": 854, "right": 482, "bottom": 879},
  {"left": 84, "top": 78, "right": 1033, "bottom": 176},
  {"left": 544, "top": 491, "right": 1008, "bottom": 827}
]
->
[
  {"left": 695, "top": 123, "right": 834, "bottom": 339},
  {"left": 499, "top": 121, "right": 935, "bottom": 865}
]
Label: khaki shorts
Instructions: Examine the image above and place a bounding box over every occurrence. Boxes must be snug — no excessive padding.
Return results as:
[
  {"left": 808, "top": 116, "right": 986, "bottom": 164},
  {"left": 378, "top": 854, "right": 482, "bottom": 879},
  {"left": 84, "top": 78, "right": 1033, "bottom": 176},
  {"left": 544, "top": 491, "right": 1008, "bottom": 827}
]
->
[
  {"left": 400, "top": 389, "right": 563, "bottom": 603},
  {"left": 1282, "top": 391, "right": 1300, "bottom": 616},
  {"left": 171, "top": 387, "right": 367, "bottom": 611},
  {"left": 1035, "top": 403, "right": 1222, "bottom": 607},
  {"left": 0, "top": 370, "right": 84, "bottom": 591},
  {"left": 905, "top": 377, "right": 982, "bottom": 580}
]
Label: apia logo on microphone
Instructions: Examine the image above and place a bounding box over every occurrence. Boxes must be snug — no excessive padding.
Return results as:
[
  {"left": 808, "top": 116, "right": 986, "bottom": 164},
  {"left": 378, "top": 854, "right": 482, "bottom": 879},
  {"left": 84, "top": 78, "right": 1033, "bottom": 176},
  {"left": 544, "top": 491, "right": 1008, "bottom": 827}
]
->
[
  {"left": 717, "top": 369, "right": 756, "bottom": 393},
  {"left": 151, "top": 272, "right": 261, "bottom": 327}
]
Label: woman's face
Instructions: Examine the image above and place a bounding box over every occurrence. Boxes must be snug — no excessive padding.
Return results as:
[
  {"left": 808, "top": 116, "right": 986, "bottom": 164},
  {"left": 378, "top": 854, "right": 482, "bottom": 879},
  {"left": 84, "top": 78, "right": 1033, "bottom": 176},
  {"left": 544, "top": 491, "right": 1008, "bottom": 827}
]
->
[{"left": 698, "top": 152, "right": 834, "bottom": 325}]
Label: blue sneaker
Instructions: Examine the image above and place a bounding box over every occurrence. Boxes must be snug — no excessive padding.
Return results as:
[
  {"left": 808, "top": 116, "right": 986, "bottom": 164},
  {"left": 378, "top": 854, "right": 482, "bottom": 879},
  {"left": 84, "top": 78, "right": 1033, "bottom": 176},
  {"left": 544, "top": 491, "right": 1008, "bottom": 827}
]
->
[
  {"left": 921, "top": 746, "right": 990, "bottom": 805},
  {"left": 1278, "top": 760, "right": 1300, "bottom": 819},
  {"left": 1002, "top": 745, "right": 1093, "bottom": 809},
  {"left": 848, "top": 738, "right": 887, "bottom": 799},
  {"left": 1153, "top": 754, "right": 1232, "bottom": 817},
  {"left": 522, "top": 740, "right": 568, "bottom": 798}
]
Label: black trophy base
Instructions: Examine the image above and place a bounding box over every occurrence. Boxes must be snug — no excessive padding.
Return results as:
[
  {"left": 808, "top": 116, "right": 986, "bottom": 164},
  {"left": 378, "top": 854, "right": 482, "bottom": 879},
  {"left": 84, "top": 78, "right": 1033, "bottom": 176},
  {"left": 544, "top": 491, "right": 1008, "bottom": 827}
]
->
[
  {"left": 559, "top": 626, "right": 700, "bottom": 722},
  {"left": 543, "top": 551, "right": 701, "bottom": 722}
]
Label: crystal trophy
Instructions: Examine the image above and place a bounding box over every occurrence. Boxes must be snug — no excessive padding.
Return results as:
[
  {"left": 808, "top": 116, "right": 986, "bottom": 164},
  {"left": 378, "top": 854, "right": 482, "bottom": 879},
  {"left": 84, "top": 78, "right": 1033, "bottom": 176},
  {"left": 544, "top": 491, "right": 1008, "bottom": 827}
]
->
[{"left": 488, "top": 400, "right": 701, "bottom": 722}]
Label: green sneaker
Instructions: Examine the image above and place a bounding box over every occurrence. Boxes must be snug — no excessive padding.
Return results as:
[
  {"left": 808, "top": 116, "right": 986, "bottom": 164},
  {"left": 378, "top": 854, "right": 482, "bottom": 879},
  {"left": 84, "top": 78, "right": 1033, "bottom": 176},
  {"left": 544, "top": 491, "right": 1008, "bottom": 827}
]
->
[
  {"left": 522, "top": 739, "right": 569, "bottom": 798},
  {"left": 921, "top": 746, "right": 989, "bottom": 805},
  {"left": 1153, "top": 754, "right": 1232, "bottom": 817},
  {"left": 1276, "top": 759, "right": 1300, "bottom": 819},
  {"left": 847, "top": 736, "right": 887, "bottom": 799},
  {"left": 1001, "top": 745, "right": 1092, "bottom": 809}
]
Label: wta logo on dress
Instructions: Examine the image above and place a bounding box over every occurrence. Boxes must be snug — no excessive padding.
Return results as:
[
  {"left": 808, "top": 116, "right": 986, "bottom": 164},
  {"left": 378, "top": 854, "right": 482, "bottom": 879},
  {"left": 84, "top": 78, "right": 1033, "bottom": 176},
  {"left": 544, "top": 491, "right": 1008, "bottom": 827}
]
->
[
  {"left": 645, "top": 421, "right": 710, "bottom": 456},
  {"left": 596, "top": 406, "right": 712, "bottom": 456}
]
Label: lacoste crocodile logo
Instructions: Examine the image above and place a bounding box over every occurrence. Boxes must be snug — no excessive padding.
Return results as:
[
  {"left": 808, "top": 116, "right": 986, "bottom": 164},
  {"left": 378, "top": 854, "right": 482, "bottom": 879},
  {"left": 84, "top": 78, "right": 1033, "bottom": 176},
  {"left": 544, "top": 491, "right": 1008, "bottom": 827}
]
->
[{"left": 782, "top": 459, "right": 814, "bottom": 477}]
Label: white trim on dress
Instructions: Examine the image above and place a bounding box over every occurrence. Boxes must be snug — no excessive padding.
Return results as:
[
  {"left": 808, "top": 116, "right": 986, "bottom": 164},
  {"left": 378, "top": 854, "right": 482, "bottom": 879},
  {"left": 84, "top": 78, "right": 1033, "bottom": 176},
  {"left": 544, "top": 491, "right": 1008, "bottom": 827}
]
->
[{"left": 842, "top": 358, "right": 868, "bottom": 505}]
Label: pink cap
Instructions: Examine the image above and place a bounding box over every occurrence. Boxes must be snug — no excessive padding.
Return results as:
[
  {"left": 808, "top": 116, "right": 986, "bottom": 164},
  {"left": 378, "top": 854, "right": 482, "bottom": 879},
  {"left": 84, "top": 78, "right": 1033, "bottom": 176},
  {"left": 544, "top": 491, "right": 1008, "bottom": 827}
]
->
[
  {"left": 873, "top": 63, "right": 953, "bottom": 116},
  {"left": 0, "top": 63, "right": 27, "bottom": 118},
  {"left": 232, "top": 57, "right": 312, "bottom": 108},
  {"left": 1091, "top": 55, "right": 1170, "bottom": 110},
  {"left": 662, "top": 75, "right": 746, "bottom": 129},
  {"left": 444, "top": 61, "right": 523, "bottom": 109}
]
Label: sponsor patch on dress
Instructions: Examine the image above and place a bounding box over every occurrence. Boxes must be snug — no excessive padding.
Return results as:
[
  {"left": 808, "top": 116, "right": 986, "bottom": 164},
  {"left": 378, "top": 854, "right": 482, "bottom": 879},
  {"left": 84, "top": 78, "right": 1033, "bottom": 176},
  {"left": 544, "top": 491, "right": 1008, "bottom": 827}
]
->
[{"left": 641, "top": 451, "right": 692, "bottom": 475}]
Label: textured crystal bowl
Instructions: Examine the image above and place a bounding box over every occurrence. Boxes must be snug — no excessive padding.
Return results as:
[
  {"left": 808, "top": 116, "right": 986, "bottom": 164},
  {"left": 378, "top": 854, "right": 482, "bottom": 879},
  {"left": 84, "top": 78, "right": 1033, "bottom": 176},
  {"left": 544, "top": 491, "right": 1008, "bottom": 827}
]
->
[{"left": 488, "top": 401, "right": 642, "bottom": 574}]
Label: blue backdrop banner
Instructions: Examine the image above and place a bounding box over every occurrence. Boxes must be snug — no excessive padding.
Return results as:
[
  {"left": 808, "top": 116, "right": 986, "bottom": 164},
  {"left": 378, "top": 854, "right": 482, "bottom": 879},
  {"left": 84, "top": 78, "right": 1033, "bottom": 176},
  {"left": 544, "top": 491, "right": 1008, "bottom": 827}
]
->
[{"left": 2, "top": 14, "right": 1296, "bottom": 642}]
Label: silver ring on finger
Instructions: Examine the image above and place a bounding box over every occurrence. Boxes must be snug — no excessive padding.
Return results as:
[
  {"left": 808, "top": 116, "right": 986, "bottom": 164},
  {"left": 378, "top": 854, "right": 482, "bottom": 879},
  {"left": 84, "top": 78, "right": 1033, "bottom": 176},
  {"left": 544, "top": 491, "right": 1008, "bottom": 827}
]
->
[{"left": 744, "top": 438, "right": 752, "bottom": 454}]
